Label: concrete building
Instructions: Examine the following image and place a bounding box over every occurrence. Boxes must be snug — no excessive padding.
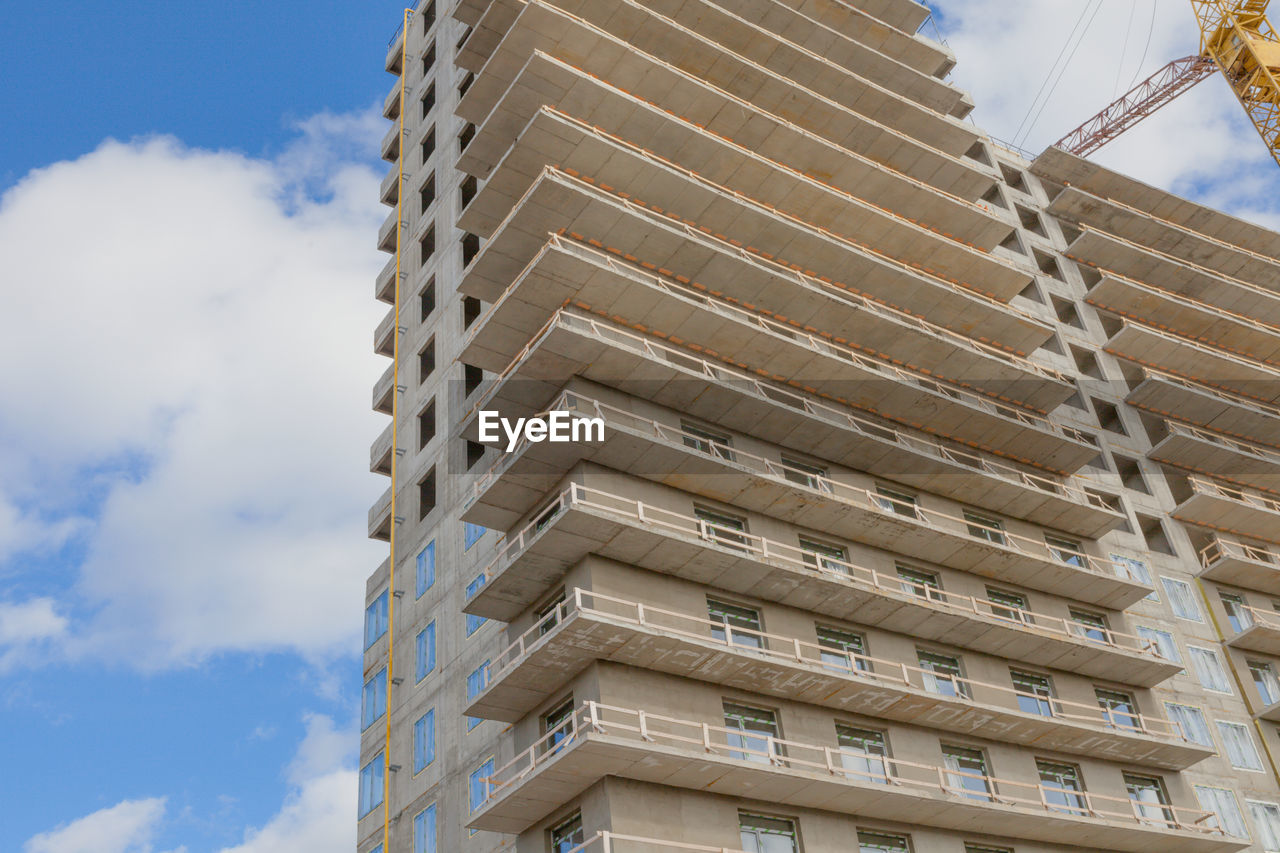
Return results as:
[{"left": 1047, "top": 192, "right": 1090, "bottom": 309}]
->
[{"left": 360, "top": 1, "right": 1280, "bottom": 851}]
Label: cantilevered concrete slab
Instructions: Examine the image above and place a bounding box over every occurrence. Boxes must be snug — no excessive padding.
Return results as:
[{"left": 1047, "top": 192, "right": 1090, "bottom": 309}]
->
[
  {"left": 1105, "top": 323, "right": 1280, "bottom": 406},
  {"left": 1198, "top": 539, "right": 1280, "bottom": 596},
  {"left": 1227, "top": 617, "right": 1280, "bottom": 656},
  {"left": 1128, "top": 372, "right": 1280, "bottom": 451},
  {"left": 1172, "top": 480, "right": 1280, "bottom": 544},
  {"left": 1151, "top": 423, "right": 1280, "bottom": 495}
]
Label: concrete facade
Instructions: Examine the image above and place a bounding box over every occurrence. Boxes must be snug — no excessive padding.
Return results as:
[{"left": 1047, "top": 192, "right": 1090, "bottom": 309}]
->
[{"left": 361, "top": 2, "right": 1280, "bottom": 851}]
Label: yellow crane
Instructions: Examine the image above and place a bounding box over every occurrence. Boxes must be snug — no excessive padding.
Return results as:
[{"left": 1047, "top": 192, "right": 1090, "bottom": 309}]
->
[{"left": 1055, "top": 0, "right": 1280, "bottom": 169}]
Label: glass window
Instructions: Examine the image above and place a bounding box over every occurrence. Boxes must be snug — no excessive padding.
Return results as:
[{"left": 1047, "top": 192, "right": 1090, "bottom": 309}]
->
[
  {"left": 415, "top": 541, "right": 435, "bottom": 598},
  {"left": 1189, "top": 646, "right": 1232, "bottom": 693},
  {"left": 535, "top": 591, "right": 567, "bottom": 636},
  {"left": 874, "top": 486, "right": 919, "bottom": 518},
  {"left": 965, "top": 847, "right": 1011, "bottom": 853},
  {"left": 1046, "top": 535, "right": 1085, "bottom": 567},
  {"left": 541, "top": 698, "right": 576, "bottom": 758},
  {"left": 858, "top": 830, "right": 911, "bottom": 852},
  {"left": 817, "top": 625, "right": 868, "bottom": 673},
  {"left": 1196, "top": 786, "right": 1249, "bottom": 837},
  {"left": 1037, "top": 760, "right": 1086, "bottom": 814},
  {"left": 1069, "top": 608, "right": 1111, "bottom": 644},
  {"left": 898, "top": 565, "right": 944, "bottom": 602},
  {"left": 1161, "top": 576, "right": 1201, "bottom": 621},
  {"left": 1252, "top": 660, "right": 1280, "bottom": 706},
  {"left": 739, "top": 813, "right": 799, "bottom": 853},
  {"left": 469, "top": 758, "right": 494, "bottom": 813},
  {"left": 1248, "top": 800, "right": 1280, "bottom": 852},
  {"left": 1011, "top": 670, "right": 1056, "bottom": 717},
  {"left": 987, "top": 588, "right": 1029, "bottom": 624},
  {"left": 708, "top": 599, "right": 763, "bottom": 649},
  {"left": 413, "top": 710, "right": 435, "bottom": 773},
  {"left": 836, "top": 724, "right": 890, "bottom": 784},
  {"left": 965, "top": 511, "right": 1006, "bottom": 545},
  {"left": 1137, "top": 626, "right": 1181, "bottom": 663},
  {"left": 1111, "top": 552, "right": 1156, "bottom": 600},
  {"left": 941, "top": 744, "right": 991, "bottom": 801},
  {"left": 416, "top": 622, "right": 436, "bottom": 682},
  {"left": 695, "top": 506, "right": 749, "bottom": 551},
  {"left": 550, "top": 812, "right": 584, "bottom": 853},
  {"left": 466, "top": 662, "right": 488, "bottom": 731},
  {"left": 1164, "top": 702, "right": 1214, "bottom": 748},
  {"left": 919, "top": 650, "right": 969, "bottom": 699},
  {"left": 1126, "top": 773, "right": 1173, "bottom": 827},
  {"left": 361, "top": 668, "right": 387, "bottom": 731},
  {"left": 465, "top": 574, "right": 487, "bottom": 635},
  {"left": 413, "top": 803, "right": 436, "bottom": 853},
  {"left": 464, "top": 521, "right": 486, "bottom": 550},
  {"left": 724, "top": 702, "right": 781, "bottom": 764},
  {"left": 782, "top": 456, "right": 829, "bottom": 491},
  {"left": 358, "top": 753, "right": 385, "bottom": 817},
  {"left": 1222, "top": 592, "right": 1255, "bottom": 634},
  {"left": 1096, "top": 689, "right": 1140, "bottom": 731},
  {"left": 1218, "top": 721, "right": 1265, "bottom": 770},
  {"left": 364, "top": 591, "right": 389, "bottom": 649},
  {"left": 682, "top": 422, "right": 734, "bottom": 460},
  {"left": 800, "top": 537, "right": 848, "bottom": 574}
]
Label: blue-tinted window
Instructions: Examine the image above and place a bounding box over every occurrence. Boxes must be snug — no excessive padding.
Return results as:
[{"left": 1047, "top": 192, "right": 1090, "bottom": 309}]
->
[
  {"left": 466, "top": 662, "right": 489, "bottom": 730},
  {"left": 364, "top": 591, "right": 389, "bottom": 649},
  {"left": 414, "top": 710, "right": 435, "bottom": 773},
  {"left": 358, "top": 753, "right": 385, "bottom": 817},
  {"left": 361, "top": 668, "right": 387, "bottom": 731},
  {"left": 416, "top": 621, "right": 436, "bottom": 682},
  {"left": 413, "top": 804, "right": 436, "bottom": 853},
  {"left": 465, "top": 574, "right": 487, "bottom": 635},
  {"left": 464, "top": 522, "right": 486, "bottom": 550},
  {"left": 416, "top": 540, "right": 436, "bottom": 598},
  {"left": 470, "top": 758, "right": 495, "bottom": 812}
]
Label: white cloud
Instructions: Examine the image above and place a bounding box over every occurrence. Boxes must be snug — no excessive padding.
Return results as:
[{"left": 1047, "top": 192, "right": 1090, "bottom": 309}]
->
[
  {"left": 24, "top": 797, "right": 168, "bottom": 853},
  {"left": 0, "top": 110, "right": 389, "bottom": 668},
  {"left": 0, "top": 597, "right": 68, "bottom": 670}
]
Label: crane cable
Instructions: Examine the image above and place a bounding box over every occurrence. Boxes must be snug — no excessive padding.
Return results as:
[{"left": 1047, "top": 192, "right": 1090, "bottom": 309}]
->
[
  {"left": 1017, "top": 0, "right": 1107, "bottom": 148},
  {"left": 1010, "top": 0, "right": 1099, "bottom": 145},
  {"left": 1127, "top": 0, "right": 1158, "bottom": 91},
  {"left": 1115, "top": 0, "right": 1138, "bottom": 97}
]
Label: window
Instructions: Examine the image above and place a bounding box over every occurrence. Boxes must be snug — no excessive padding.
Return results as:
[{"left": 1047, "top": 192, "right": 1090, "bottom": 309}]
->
[
  {"left": 873, "top": 485, "right": 919, "bottom": 518},
  {"left": 1252, "top": 660, "right": 1280, "bottom": 706},
  {"left": 1248, "top": 800, "right": 1280, "bottom": 852},
  {"left": 468, "top": 441, "right": 484, "bottom": 471},
  {"left": 416, "top": 540, "right": 435, "bottom": 598},
  {"left": 459, "top": 121, "right": 476, "bottom": 152},
  {"left": 682, "top": 422, "right": 733, "bottom": 460},
  {"left": 941, "top": 744, "right": 991, "bottom": 800},
  {"left": 708, "top": 599, "right": 763, "bottom": 649},
  {"left": 1096, "top": 689, "right": 1140, "bottom": 731},
  {"left": 421, "top": 40, "right": 436, "bottom": 75},
  {"left": 781, "top": 456, "right": 828, "bottom": 491},
  {"left": 898, "top": 565, "right": 944, "bottom": 602},
  {"left": 1196, "top": 786, "right": 1248, "bottom": 837},
  {"left": 987, "top": 588, "right": 1029, "bottom": 623},
  {"left": 1164, "top": 702, "right": 1214, "bottom": 747},
  {"left": 364, "top": 591, "right": 389, "bottom": 649},
  {"left": 817, "top": 625, "right": 868, "bottom": 672},
  {"left": 418, "top": 467, "right": 436, "bottom": 519},
  {"left": 463, "top": 362, "right": 483, "bottom": 395},
  {"left": 462, "top": 295, "right": 482, "bottom": 329},
  {"left": 416, "top": 621, "right": 435, "bottom": 681},
  {"left": 1137, "top": 626, "right": 1181, "bottom": 663},
  {"left": 541, "top": 698, "right": 576, "bottom": 757},
  {"left": 534, "top": 591, "right": 567, "bottom": 636},
  {"left": 694, "top": 506, "right": 748, "bottom": 551},
  {"left": 1161, "top": 577, "right": 1202, "bottom": 621},
  {"left": 964, "top": 511, "right": 1006, "bottom": 545},
  {"left": 1046, "top": 535, "right": 1085, "bottom": 567},
  {"left": 723, "top": 702, "right": 781, "bottom": 763},
  {"left": 419, "top": 226, "right": 435, "bottom": 266},
  {"left": 800, "top": 538, "right": 848, "bottom": 574},
  {"left": 1112, "top": 553, "right": 1157, "bottom": 599},
  {"left": 1037, "top": 760, "right": 1086, "bottom": 814},
  {"left": 1218, "top": 721, "right": 1264, "bottom": 770},
  {"left": 419, "top": 277, "right": 436, "bottom": 321},
  {"left": 464, "top": 521, "right": 486, "bottom": 550},
  {"left": 419, "top": 175, "right": 436, "bottom": 212},
  {"left": 358, "top": 753, "right": 384, "bottom": 817},
  {"left": 413, "top": 710, "right": 435, "bottom": 773},
  {"left": 1011, "top": 670, "right": 1056, "bottom": 717},
  {"left": 858, "top": 831, "right": 910, "bottom": 852},
  {"left": 362, "top": 669, "right": 387, "bottom": 731},
  {"left": 457, "top": 71, "right": 475, "bottom": 97},
  {"left": 459, "top": 175, "right": 478, "bottom": 211},
  {"left": 1069, "top": 608, "right": 1110, "bottom": 644},
  {"left": 418, "top": 336, "right": 435, "bottom": 382},
  {"left": 1126, "top": 774, "right": 1174, "bottom": 826},
  {"left": 469, "top": 758, "right": 494, "bottom": 813},
  {"left": 965, "top": 847, "right": 1012, "bottom": 853},
  {"left": 465, "top": 575, "right": 487, "bottom": 635},
  {"left": 1189, "top": 645, "right": 1232, "bottom": 693},
  {"left": 413, "top": 803, "right": 436, "bottom": 853},
  {"left": 420, "top": 127, "right": 436, "bottom": 163},
  {"left": 919, "top": 650, "right": 969, "bottom": 698},
  {"left": 1222, "top": 592, "right": 1255, "bottom": 633},
  {"left": 466, "top": 663, "right": 488, "bottom": 730},
  {"left": 836, "top": 724, "right": 889, "bottom": 783},
  {"left": 418, "top": 399, "right": 436, "bottom": 450},
  {"left": 420, "top": 83, "right": 436, "bottom": 118},
  {"left": 550, "top": 813, "right": 584, "bottom": 853},
  {"left": 739, "top": 813, "right": 799, "bottom": 853}
]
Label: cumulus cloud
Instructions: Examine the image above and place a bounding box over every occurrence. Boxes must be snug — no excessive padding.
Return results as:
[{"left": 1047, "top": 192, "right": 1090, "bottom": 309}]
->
[
  {"left": 23, "top": 797, "right": 171, "bottom": 853},
  {"left": 0, "top": 110, "right": 389, "bottom": 668},
  {"left": 932, "top": 0, "right": 1280, "bottom": 226}
]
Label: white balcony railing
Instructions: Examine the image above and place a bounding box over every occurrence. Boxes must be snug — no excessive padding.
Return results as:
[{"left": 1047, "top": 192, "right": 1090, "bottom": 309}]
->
[
  {"left": 1166, "top": 422, "right": 1280, "bottom": 467},
  {"left": 1199, "top": 537, "right": 1280, "bottom": 571},
  {"left": 1186, "top": 476, "right": 1280, "bottom": 515}
]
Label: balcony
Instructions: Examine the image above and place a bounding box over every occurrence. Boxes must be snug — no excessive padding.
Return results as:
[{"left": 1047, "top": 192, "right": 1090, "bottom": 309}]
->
[
  {"left": 376, "top": 210, "right": 400, "bottom": 254},
  {"left": 460, "top": 106, "right": 1023, "bottom": 299},
  {"left": 1172, "top": 476, "right": 1280, "bottom": 544},
  {"left": 1151, "top": 422, "right": 1280, "bottom": 495},
  {"left": 1126, "top": 370, "right": 1280, "bottom": 450},
  {"left": 460, "top": 168, "right": 1047, "bottom": 357},
  {"left": 367, "top": 485, "right": 392, "bottom": 542},
  {"left": 460, "top": 236, "right": 1069, "bottom": 417},
  {"left": 1198, "top": 538, "right": 1280, "bottom": 595},
  {"left": 470, "top": 702, "right": 1238, "bottom": 852},
  {"left": 369, "top": 421, "right": 393, "bottom": 477},
  {"left": 374, "top": 255, "right": 399, "bottom": 305},
  {"left": 371, "top": 362, "right": 394, "bottom": 415},
  {"left": 379, "top": 121, "right": 402, "bottom": 163},
  {"left": 1105, "top": 322, "right": 1280, "bottom": 406},
  {"left": 373, "top": 308, "right": 396, "bottom": 358},
  {"left": 379, "top": 165, "right": 401, "bottom": 207},
  {"left": 470, "top": 589, "right": 1194, "bottom": 765},
  {"left": 1224, "top": 605, "right": 1280, "bottom": 656},
  {"left": 467, "top": 482, "right": 1151, "bottom": 630}
]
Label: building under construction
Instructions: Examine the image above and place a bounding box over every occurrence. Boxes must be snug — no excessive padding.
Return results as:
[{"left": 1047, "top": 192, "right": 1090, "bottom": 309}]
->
[{"left": 360, "top": 1, "right": 1280, "bottom": 851}]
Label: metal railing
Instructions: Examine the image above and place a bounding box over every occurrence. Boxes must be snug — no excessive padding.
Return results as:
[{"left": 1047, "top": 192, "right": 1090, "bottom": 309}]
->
[
  {"left": 1116, "top": 320, "right": 1280, "bottom": 380},
  {"left": 1166, "top": 421, "right": 1280, "bottom": 467},
  {"left": 472, "top": 483, "right": 1153, "bottom": 617},
  {"left": 480, "top": 588, "right": 1184, "bottom": 740},
  {"left": 1137, "top": 367, "right": 1280, "bottom": 424},
  {"left": 1186, "top": 475, "right": 1280, "bottom": 514},
  {"left": 554, "top": 833, "right": 766, "bottom": 853},
  {"left": 479, "top": 702, "right": 1222, "bottom": 837},
  {"left": 1200, "top": 536, "right": 1279, "bottom": 570}
]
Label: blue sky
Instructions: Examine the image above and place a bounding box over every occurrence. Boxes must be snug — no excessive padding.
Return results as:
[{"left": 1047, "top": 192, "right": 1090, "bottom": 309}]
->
[{"left": 2, "top": 2, "right": 1279, "bottom": 853}]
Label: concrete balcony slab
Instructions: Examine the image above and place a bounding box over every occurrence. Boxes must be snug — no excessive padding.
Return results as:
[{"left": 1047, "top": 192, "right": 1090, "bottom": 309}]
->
[
  {"left": 368, "top": 486, "right": 392, "bottom": 542},
  {"left": 1106, "top": 323, "right": 1280, "bottom": 406},
  {"left": 1127, "top": 372, "right": 1280, "bottom": 451},
  {"left": 1226, "top": 608, "right": 1280, "bottom": 656},
  {"left": 1197, "top": 538, "right": 1280, "bottom": 595},
  {"left": 1151, "top": 423, "right": 1280, "bottom": 495},
  {"left": 1172, "top": 478, "right": 1280, "bottom": 544}
]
